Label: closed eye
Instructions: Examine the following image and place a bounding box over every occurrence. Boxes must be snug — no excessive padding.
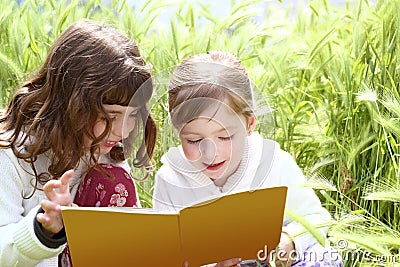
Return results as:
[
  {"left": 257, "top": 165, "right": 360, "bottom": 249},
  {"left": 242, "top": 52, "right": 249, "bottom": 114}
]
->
[
  {"left": 219, "top": 136, "right": 232, "bottom": 141},
  {"left": 101, "top": 115, "right": 117, "bottom": 121},
  {"left": 187, "top": 139, "right": 202, "bottom": 144}
]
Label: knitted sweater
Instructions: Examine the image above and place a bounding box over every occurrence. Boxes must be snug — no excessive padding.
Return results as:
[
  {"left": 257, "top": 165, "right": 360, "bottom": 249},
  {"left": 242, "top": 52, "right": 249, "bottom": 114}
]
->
[
  {"left": 153, "top": 132, "right": 333, "bottom": 258},
  {"left": 0, "top": 144, "right": 130, "bottom": 267}
]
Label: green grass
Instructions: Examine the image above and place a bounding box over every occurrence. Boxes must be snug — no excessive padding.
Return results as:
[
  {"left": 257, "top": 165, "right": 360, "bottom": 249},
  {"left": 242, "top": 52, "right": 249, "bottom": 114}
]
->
[{"left": 1, "top": 0, "right": 400, "bottom": 265}]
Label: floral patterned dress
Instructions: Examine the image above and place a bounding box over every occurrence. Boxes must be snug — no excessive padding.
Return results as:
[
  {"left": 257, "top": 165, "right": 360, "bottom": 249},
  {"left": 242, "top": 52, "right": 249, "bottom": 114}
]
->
[
  {"left": 74, "top": 163, "right": 138, "bottom": 208},
  {"left": 59, "top": 163, "right": 139, "bottom": 266}
]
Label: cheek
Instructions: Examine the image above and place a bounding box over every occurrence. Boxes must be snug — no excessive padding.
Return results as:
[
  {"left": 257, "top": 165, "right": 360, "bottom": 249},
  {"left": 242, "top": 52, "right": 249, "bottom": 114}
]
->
[
  {"left": 83, "top": 135, "right": 92, "bottom": 148},
  {"left": 181, "top": 143, "right": 201, "bottom": 161},
  {"left": 213, "top": 138, "right": 234, "bottom": 158},
  {"left": 83, "top": 121, "right": 106, "bottom": 148},
  {"left": 221, "top": 140, "right": 233, "bottom": 155},
  {"left": 123, "top": 118, "right": 136, "bottom": 137},
  {"left": 93, "top": 121, "right": 106, "bottom": 138},
  {"left": 226, "top": 137, "right": 245, "bottom": 160}
]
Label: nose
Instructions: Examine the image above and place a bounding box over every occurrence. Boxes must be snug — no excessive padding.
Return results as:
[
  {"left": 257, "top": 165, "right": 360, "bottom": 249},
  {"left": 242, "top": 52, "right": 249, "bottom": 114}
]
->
[
  {"left": 110, "top": 119, "right": 123, "bottom": 139},
  {"left": 111, "top": 117, "right": 133, "bottom": 139},
  {"left": 199, "top": 138, "right": 216, "bottom": 163}
]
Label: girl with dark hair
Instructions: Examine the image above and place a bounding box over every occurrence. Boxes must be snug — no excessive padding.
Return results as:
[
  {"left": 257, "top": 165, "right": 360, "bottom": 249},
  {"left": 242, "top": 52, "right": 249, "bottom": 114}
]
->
[{"left": 0, "top": 19, "right": 156, "bottom": 266}]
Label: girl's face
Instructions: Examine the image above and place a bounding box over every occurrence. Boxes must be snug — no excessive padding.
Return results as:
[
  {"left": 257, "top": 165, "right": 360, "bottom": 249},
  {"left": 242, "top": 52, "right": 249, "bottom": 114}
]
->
[
  {"left": 178, "top": 104, "right": 255, "bottom": 186},
  {"left": 84, "top": 104, "right": 139, "bottom": 155}
]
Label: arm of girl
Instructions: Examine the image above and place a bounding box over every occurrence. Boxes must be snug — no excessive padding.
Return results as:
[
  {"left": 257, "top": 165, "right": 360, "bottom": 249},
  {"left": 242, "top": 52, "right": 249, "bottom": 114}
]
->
[{"left": 36, "top": 169, "right": 74, "bottom": 235}]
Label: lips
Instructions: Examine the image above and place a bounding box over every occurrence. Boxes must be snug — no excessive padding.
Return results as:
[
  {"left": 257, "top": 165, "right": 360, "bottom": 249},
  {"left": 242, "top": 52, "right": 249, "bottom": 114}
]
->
[
  {"left": 104, "top": 140, "right": 119, "bottom": 148},
  {"left": 204, "top": 161, "right": 225, "bottom": 171}
]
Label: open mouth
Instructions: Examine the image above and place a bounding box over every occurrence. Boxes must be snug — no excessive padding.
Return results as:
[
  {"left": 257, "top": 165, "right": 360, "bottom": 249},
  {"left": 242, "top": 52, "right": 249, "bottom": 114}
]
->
[{"left": 105, "top": 140, "right": 118, "bottom": 147}]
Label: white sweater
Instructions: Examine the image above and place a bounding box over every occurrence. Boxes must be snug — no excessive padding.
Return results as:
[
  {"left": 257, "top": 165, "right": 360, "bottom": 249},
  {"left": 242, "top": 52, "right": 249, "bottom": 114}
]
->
[
  {"left": 153, "top": 132, "right": 333, "bottom": 258},
  {"left": 0, "top": 145, "right": 130, "bottom": 267}
]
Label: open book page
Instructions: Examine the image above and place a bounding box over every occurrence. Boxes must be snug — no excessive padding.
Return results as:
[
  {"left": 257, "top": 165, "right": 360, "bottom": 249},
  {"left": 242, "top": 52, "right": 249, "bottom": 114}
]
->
[
  {"left": 179, "top": 186, "right": 287, "bottom": 266},
  {"left": 61, "top": 207, "right": 183, "bottom": 266}
]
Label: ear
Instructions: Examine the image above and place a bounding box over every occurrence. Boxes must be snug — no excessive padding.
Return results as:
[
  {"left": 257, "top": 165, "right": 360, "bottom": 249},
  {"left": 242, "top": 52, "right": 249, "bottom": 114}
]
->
[{"left": 247, "top": 115, "right": 256, "bottom": 136}]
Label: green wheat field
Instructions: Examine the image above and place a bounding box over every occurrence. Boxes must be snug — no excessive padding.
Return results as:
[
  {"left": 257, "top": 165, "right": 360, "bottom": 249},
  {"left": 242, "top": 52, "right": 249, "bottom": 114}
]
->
[{"left": 1, "top": 0, "right": 399, "bottom": 266}]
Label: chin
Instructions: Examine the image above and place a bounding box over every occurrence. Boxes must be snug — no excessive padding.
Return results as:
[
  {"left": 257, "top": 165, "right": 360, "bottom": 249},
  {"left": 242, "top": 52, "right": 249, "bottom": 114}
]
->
[
  {"left": 204, "top": 171, "right": 223, "bottom": 181},
  {"left": 99, "top": 147, "right": 112, "bottom": 155}
]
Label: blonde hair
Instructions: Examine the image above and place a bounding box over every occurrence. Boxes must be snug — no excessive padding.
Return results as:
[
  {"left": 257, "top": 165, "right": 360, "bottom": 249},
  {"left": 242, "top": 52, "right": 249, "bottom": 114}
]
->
[{"left": 168, "top": 51, "right": 254, "bottom": 129}]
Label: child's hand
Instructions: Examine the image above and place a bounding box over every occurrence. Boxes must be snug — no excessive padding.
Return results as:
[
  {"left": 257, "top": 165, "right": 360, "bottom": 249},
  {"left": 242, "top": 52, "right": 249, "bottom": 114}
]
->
[
  {"left": 36, "top": 169, "right": 74, "bottom": 235},
  {"left": 183, "top": 258, "right": 242, "bottom": 267},
  {"left": 272, "top": 232, "right": 295, "bottom": 267}
]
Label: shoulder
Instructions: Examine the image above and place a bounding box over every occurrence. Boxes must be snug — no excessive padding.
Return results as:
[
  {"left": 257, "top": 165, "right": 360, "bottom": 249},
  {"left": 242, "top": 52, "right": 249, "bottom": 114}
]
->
[
  {"left": 0, "top": 146, "right": 52, "bottom": 183},
  {"left": 0, "top": 146, "right": 21, "bottom": 169},
  {"left": 158, "top": 146, "right": 186, "bottom": 174},
  {"left": 252, "top": 135, "right": 305, "bottom": 184},
  {"left": 251, "top": 134, "right": 289, "bottom": 164},
  {"left": 100, "top": 154, "right": 132, "bottom": 173},
  {"left": 156, "top": 158, "right": 182, "bottom": 183},
  {"left": 243, "top": 133, "right": 299, "bottom": 168},
  {"left": 0, "top": 148, "right": 30, "bottom": 191},
  {"left": 274, "top": 146, "right": 296, "bottom": 163},
  {"left": 255, "top": 136, "right": 295, "bottom": 164},
  {"left": 249, "top": 132, "right": 280, "bottom": 151},
  {"left": 273, "top": 146, "right": 307, "bottom": 185},
  {"left": 156, "top": 147, "right": 192, "bottom": 186}
]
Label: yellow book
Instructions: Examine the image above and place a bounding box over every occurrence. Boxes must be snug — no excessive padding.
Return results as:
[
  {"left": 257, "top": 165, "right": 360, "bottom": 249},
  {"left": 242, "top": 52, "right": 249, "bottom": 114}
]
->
[{"left": 61, "top": 186, "right": 287, "bottom": 267}]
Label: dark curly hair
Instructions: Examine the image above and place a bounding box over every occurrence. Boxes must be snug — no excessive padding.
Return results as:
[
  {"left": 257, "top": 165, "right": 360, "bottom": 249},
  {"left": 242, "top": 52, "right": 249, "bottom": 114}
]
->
[{"left": 0, "top": 19, "right": 157, "bottom": 196}]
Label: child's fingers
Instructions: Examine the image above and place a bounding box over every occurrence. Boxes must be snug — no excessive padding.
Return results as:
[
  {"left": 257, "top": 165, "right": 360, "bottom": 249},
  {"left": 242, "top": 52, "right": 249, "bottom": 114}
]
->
[
  {"left": 41, "top": 199, "right": 61, "bottom": 213},
  {"left": 58, "top": 169, "right": 74, "bottom": 194},
  {"left": 203, "top": 258, "right": 242, "bottom": 267},
  {"left": 60, "top": 169, "right": 74, "bottom": 186},
  {"left": 36, "top": 212, "right": 50, "bottom": 226},
  {"left": 43, "top": 170, "right": 73, "bottom": 200},
  {"left": 36, "top": 212, "right": 62, "bottom": 235},
  {"left": 43, "top": 180, "right": 61, "bottom": 200},
  {"left": 38, "top": 200, "right": 63, "bottom": 232},
  {"left": 43, "top": 169, "right": 73, "bottom": 189},
  {"left": 215, "top": 258, "right": 242, "bottom": 267}
]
